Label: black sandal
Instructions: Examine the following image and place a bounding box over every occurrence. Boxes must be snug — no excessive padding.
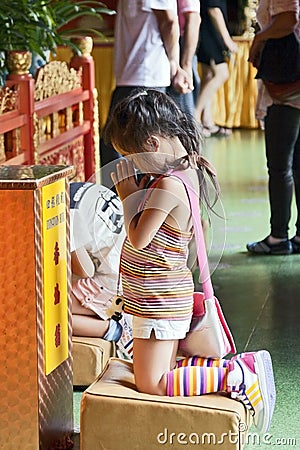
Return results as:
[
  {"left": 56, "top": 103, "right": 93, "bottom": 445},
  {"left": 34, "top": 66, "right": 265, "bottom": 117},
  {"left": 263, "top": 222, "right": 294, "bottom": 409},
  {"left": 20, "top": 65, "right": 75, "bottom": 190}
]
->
[
  {"left": 246, "top": 237, "right": 293, "bottom": 255},
  {"left": 291, "top": 237, "right": 300, "bottom": 254}
]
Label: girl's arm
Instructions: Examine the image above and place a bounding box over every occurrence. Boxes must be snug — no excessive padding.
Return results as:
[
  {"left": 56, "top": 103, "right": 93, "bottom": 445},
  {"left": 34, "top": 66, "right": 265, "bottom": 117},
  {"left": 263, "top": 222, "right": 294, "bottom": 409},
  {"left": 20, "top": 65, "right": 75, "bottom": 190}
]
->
[
  {"left": 125, "top": 177, "right": 182, "bottom": 249},
  {"left": 111, "top": 160, "right": 184, "bottom": 249}
]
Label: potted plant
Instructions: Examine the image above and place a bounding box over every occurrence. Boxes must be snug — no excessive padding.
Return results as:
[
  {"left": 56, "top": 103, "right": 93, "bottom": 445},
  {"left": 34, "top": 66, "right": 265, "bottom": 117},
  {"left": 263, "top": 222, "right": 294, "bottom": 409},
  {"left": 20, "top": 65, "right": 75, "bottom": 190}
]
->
[{"left": 0, "top": 0, "right": 115, "bottom": 84}]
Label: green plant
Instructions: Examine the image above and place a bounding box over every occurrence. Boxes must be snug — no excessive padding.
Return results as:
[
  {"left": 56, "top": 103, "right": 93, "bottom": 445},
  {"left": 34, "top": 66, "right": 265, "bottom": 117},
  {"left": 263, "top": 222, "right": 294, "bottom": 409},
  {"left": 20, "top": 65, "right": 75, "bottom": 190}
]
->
[{"left": 0, "top": 0, "right": 115, "bottom": 83}]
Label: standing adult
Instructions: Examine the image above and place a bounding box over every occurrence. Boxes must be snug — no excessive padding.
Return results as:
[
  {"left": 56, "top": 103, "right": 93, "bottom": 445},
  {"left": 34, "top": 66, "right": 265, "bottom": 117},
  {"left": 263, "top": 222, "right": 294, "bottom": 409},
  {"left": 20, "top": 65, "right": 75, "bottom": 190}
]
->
[
  {"left": 100, "top": 0, "right": 192, "bottom": 187},
  {"left": 167, "top": 0, "right": 201, "bottom": 115},
  {"left": 247, "top": 0, "right": 300, "bottom": 255},
  {"left": 195, "top": 0, "right": 237, "bottom": 137}
]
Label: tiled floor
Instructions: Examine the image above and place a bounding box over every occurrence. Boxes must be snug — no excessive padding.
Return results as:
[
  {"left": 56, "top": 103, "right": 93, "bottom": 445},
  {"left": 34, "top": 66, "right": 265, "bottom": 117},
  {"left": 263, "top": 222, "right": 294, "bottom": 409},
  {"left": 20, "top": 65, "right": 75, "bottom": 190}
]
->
[{"left": 73, "top": 129, "right": 300, "bottom": 449}]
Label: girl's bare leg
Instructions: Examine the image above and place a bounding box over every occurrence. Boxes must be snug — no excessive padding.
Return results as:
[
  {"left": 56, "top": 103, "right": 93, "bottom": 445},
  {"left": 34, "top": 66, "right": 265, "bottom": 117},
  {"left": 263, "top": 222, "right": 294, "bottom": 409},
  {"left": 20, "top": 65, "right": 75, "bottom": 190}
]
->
[{"left": 133, "top": 332, "right": 178, "bottom": 395}]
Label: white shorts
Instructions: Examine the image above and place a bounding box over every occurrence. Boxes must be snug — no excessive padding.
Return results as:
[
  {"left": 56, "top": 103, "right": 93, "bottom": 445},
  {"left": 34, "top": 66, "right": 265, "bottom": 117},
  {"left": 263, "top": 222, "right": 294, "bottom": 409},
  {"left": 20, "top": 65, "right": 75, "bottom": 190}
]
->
[{"left": 132, "top": 316, "right": 192, "bottom": 340}]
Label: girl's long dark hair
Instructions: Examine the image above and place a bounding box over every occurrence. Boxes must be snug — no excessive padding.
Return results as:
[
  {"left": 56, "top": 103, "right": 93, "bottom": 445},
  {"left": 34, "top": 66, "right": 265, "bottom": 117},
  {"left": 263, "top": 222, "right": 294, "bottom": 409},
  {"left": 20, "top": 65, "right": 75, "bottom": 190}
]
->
[{"left": 104, "top": 89, "right": 220, "bottom": 210}]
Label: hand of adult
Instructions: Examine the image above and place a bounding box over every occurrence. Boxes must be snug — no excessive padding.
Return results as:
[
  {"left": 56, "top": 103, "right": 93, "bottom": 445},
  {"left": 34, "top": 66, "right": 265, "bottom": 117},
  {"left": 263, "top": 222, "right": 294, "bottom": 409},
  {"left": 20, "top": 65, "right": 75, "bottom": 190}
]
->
[{"left": 172, "top": 66, "right": 193, "bottom": 94}]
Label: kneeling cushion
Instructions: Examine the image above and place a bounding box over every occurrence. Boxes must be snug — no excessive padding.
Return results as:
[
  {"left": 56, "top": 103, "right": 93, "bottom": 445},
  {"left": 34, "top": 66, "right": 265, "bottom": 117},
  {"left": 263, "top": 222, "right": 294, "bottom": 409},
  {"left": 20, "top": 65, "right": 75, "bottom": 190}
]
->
[
  {"left": 81, "top": 358, "right": 250, "bottom": 450},
  {"left": 72, "top": 336, "right": 115, "bottom": 386}
]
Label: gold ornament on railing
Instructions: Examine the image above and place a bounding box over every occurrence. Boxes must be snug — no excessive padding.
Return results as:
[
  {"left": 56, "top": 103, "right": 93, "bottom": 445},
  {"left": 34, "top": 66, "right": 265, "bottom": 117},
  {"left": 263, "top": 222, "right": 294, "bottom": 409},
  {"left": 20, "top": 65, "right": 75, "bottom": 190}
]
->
[
  {"left": 33, "top": 61, "right": 83, "bottom": 151},
  {"left": 0, "top": 86, "right": 18, "bottom": 115},
  {"left": 0, "top": 86, "right": 20, "bottom": 161},
  {"left": 33, "top": 112, "right": 39, "bottom": 164},
  {"left": 34, "top": 61, "right": 81, "bottom": 102},
  {"left": 6, "top": 50, "right": 32, "bottom": 75},
  {"left": 71, "top": 36, "right": 93, "bottom": 57},
  {"left": 0, "top": 135, "right": 5, "bottom": 162},
  {"left": 243, "top": 0, "right": 259, "bottom": 39}
]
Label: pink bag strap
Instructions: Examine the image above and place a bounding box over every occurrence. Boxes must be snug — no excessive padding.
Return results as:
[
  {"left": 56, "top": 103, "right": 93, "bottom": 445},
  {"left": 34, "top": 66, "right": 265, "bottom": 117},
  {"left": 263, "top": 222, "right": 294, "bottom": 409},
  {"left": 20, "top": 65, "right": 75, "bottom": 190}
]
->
[{"left": 169, "top": 170, "right": 214, "bottom": 300}]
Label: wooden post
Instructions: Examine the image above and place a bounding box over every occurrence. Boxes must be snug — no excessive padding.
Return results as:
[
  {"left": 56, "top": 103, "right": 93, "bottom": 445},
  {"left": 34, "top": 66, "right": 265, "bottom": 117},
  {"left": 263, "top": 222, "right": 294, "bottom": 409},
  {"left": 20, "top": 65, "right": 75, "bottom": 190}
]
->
[
  {"left": 70, "top": 37, "right": 97, "bottom": 181},
  {"left": 6, "top": 52, "right": 35, "bottom": 165}
]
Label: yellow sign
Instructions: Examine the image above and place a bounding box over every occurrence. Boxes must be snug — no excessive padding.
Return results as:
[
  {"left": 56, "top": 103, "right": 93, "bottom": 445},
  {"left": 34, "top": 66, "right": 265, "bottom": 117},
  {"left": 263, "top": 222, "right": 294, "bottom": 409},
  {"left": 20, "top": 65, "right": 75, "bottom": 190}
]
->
[{"left": 42, "top": 179, "right": 68, "bottom": 375}]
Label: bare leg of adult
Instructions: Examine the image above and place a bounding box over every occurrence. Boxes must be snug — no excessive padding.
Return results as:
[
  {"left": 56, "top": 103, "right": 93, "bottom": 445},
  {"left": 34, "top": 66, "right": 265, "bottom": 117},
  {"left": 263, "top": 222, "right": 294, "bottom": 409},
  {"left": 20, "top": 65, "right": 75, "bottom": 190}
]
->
[
  {"left": 133, "top": 332, "right": 178, "bottom": 395},
  {"left": 195, "top": 61, "right": 229, "bottom": 133},
  {"left": 194, "top": 63, "right": 213, "bottom": 124}
]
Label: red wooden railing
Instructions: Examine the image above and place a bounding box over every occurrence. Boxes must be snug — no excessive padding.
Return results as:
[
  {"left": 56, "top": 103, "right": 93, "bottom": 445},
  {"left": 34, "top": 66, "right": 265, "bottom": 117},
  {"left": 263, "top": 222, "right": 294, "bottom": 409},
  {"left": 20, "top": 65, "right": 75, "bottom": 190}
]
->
[{"left": 0, "top": 38, "right": 99, "bottom": 181}]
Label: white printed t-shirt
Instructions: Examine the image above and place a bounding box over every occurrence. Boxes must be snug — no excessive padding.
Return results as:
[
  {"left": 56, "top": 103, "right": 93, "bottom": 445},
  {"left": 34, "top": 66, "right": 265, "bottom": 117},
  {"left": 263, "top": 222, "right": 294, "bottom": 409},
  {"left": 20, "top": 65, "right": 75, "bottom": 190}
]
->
[{"left": 70, "top": 183, "right": 125, "bottom": 319}]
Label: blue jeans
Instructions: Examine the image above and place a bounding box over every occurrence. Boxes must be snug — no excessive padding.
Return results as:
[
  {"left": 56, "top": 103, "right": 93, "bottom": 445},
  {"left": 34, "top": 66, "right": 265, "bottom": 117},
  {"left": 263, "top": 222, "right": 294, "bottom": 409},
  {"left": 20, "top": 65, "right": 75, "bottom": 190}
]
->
[{"left": 265, "top": 104, "right": 300, "bottom": 238}]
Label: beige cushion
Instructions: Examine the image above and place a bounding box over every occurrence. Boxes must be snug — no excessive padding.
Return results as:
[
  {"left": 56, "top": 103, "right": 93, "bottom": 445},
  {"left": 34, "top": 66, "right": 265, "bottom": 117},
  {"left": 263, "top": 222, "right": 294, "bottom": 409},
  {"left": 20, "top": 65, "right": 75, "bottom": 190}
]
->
[
  {"left": 72, "top": 336, "right": 115, "bottom": 386},
  {"left": 81, "top": 358, "right": 250, "bottom": 450}
]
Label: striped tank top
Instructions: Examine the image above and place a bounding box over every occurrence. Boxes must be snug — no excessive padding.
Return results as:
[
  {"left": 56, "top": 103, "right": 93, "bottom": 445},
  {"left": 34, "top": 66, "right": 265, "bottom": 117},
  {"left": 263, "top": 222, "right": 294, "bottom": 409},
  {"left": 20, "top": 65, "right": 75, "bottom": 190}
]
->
[{"left": 121, "top": 218, "right": 194, "bottom": 320}]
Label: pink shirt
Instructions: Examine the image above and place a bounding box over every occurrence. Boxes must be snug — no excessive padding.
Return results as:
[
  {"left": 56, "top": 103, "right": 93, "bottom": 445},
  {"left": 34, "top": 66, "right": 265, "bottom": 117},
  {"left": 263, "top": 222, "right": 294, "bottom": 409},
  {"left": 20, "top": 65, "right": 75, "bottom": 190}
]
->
[
  {"left": 177, "top": 0, "right": 200, "bottom": 36},
  {"left": 257, "top": 0, "right": 300, "bottom": 38}
]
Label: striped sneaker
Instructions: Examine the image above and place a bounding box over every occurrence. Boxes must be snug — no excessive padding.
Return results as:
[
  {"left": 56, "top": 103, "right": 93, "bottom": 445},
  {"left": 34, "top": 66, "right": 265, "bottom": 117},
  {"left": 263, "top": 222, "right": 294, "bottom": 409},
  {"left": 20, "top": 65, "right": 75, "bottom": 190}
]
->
[{"left": 227, "top": 350, "right": 276, "bottom": 434}]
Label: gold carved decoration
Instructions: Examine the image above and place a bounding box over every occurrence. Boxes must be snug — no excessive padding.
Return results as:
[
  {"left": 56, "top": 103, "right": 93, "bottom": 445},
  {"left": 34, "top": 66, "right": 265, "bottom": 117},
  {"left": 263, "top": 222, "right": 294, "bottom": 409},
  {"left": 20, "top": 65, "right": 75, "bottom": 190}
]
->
[
  {"left": 0, "top": 135, "right": 5, "bottom": 162},
  {"left": 66, "top": 107, "right": 73, "bottom": 131},
  {"left": 6, "top": 50, "right": 32, "bottom": 75},
  {"left": 72, "top": 36, "right": 93, "bottom": 57},
  {"left": 243, "top": 0, "right": 259, "bottom": 39},
  {"left": 33, "top": 61, "right": 82, "bottom": 150},
  {"left": 93, "top": 87, "right": 100, "bottom": 182},
  {"left": 39, "top": 137, "right": 85, "bottom": 181},
  {"left": 0, "top": 86, "right": 18, "bottom": 115},
  {"left": 0, "top": 86, "right": 20, "bottom": 162},
  {"left": 33, "top": 112, "right": 39, "bottom": 164},
  {"left": 34, "top": 61, "right": 82, "bottom": 102},
  {"left": 52, "top": 111, "right": 59, "bottom": 137}
]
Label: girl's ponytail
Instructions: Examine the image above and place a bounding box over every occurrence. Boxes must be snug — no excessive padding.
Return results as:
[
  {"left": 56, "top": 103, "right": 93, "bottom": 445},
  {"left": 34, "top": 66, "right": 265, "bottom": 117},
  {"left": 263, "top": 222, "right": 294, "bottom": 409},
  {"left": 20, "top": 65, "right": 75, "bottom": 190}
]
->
[{"left": 177, "top": 115, "right": 220, "bottom": 210}]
